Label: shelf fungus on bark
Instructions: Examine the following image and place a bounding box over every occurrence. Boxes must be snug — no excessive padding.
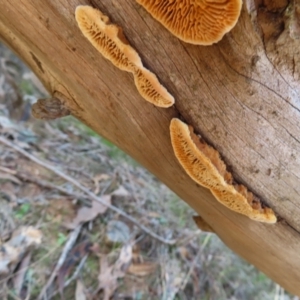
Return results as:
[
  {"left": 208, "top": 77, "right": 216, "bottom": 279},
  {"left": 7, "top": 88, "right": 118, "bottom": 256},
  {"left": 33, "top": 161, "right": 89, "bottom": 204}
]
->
[
  {"left": 136, "top": 0, "right": 242, "bottom": 45},
  {"left": 193, "top": 215, "right": 215, "bottom": 233},
  {"left": 75, "top": 5, "right": 174, "bottom": 108},
  {"left": 211, "top": 185, "right": 277, "bottom": 223},
  {"left": 170, "top": 118, "right": 277, "bottom": 224},
  {"left": 170, "top": 118, "right": 232, "bottom": 191},
  {"left": 31, "top": 98, "right": 70, "bottom": 120}
]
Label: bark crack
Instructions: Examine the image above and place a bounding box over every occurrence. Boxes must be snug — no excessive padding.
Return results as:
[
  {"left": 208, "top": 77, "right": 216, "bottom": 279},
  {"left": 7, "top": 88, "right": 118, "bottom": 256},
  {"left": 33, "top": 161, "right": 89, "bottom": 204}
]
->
[{"left": 220, "top": 52, "right": 300, "bottom": 114}]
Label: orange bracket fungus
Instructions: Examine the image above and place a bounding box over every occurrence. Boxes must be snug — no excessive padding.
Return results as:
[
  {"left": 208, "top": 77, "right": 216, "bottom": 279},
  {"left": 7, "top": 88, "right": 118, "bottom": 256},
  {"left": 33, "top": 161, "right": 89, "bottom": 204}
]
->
[
  {"left": 136, "top": 0, "right": 243, "bottom": 45},
  {"left": 170, "top": 118, "right": 277, "bottom": 223},
  {"left": 170, "top": 118, "right": 232, "bottom": 191},
  {"left": 75, "top": 5, "right": 174, "bottom": 108}
]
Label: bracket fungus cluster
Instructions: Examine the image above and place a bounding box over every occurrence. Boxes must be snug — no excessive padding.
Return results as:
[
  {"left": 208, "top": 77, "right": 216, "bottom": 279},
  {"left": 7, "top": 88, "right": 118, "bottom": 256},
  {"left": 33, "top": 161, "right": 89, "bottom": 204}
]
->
[
  {"left": 74, "top": 4, "right": 276, "bottom": 225},
  {"left": 75, "top": 5, "right": 174, "bottom": 108},
  {"left": 170, "top": 118, "right": 277, "bottom": 224},
  {"left": 136, "top": 0, "right": 243, "bottom": 45}
]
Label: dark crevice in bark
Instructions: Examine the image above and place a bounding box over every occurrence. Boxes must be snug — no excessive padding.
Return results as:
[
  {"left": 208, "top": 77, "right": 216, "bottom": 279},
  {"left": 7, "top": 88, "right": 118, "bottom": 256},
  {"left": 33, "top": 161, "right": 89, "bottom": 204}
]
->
[{"left": 220, "top": 51, "right": 300, "bottom": 113}]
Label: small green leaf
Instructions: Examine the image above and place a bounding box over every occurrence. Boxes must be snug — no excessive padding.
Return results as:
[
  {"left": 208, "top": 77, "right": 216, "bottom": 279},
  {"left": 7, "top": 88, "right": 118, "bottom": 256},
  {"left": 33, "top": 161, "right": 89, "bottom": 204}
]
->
[
  {"left": 15, "top": 203, "right": 31, "bottom": 219},
  {"left": 57, "top": 232, "right": 68, "bottom": 246}
]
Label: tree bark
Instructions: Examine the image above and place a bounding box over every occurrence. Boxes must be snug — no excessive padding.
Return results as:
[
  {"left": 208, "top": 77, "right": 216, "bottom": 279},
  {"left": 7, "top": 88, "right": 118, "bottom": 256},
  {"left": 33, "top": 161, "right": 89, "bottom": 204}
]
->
[{"left": 0, "top": 0, "right": 300, "bottom": 295}]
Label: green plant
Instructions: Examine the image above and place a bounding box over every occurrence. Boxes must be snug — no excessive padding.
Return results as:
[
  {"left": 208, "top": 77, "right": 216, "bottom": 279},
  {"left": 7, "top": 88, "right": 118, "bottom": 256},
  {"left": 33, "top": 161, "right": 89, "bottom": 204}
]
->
[
  {"left": 15, "top": 203, "right": 31, "bottom": 219},
  {"left": 57, "top": 232, "right": 68, "bottom": 246}
]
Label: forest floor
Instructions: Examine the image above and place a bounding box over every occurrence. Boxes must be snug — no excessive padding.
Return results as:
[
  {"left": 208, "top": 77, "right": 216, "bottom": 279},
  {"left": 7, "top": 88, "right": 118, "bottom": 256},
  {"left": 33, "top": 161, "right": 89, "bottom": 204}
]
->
[{"left": 0, "top": 42, "right": 296, "bottom": 300}]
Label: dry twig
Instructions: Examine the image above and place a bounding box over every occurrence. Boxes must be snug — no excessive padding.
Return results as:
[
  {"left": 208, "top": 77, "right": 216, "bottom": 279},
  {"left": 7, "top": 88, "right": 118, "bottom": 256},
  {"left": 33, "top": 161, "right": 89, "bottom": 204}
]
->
[
  {"left": 36, "top": 225, "right": 82, "bottom": 300},
  {"left": 47, "top": 255, "right": 88, "bottom": 299},
  {"left": 0, "top": 135, "right": 177, "bottom": 245},
  {"left": 180, "top": 234, "right": 212, "bottom": 291},
  {"left": 0, "top": 169, "right": 91, "bottom": 206}
]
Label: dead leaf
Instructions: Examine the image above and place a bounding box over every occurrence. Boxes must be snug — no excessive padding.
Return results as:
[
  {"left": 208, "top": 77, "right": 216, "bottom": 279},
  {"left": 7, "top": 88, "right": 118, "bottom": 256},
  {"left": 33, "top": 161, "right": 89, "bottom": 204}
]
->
[
  {"left": 127, "top": 262, "right": 157, "bottom": 277},
  {"left": 93, "top": 174, "right": 111, "bottom": 194},
  {"left": 0, "top": 226, "right": 42, "bottom": 275},
  {"left": 13, "top": 252, "right": 32, "bottom": 297},
  {"left": 96, "top": 245, "right": 132, "bottom": 299},
  {"left": 102, "top": 175, "right": 119, "bottom": 194},
  {"left": 65, "top": 195, "right": 111, "bottom": 229},
  {"left": 114, "top": 244, "right": 132, "bottom": 276},
  {"left": 131, "top": 245, "right": 141, "bottom": 263},
  {"left": 177, "top": 247, "right": 191, "bottom": 261},
  {"left": 111, "top": 186, "right": 129, "bottom": 198},
  {"left": 97, "top": 256, "right": 117, "bottom": 300},
  {"left": 0, "top": 244, "right": 19, "bottom": 275},
  {"left": 57, "top": 240, "right": 92, "bottom": 298},
  {"left": 75, "top": 279, "right": 86, "bottom": 300}
]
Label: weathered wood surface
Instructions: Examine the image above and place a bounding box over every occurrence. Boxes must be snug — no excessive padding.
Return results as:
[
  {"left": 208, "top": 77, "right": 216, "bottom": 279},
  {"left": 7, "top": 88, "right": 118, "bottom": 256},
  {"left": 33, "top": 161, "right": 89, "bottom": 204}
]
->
[{"left": 0, "top": 0, "right": 300, "bottom": 295}]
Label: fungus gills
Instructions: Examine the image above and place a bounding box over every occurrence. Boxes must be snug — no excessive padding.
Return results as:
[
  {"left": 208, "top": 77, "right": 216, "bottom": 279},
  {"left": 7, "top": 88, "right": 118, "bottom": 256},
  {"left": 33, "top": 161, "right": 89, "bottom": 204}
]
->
[
  {"left": 170, "top": 118, "right": 277, "bottom": 224},
  {"left": 136, "top": 0, "right": 242, "bottom": 45},
  {"left": 75, "top": 5, "right": 174, "bottom": 108}
]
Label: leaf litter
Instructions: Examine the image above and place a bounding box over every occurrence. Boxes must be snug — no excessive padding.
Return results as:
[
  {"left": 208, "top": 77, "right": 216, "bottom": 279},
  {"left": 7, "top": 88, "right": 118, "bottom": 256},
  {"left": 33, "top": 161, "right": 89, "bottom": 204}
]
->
[
  {"left": 96, "top": 244, "right": 132, "bottom": 300},
  {"left": 64, "top": 196, "right": 111, "bottom": 230}
]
